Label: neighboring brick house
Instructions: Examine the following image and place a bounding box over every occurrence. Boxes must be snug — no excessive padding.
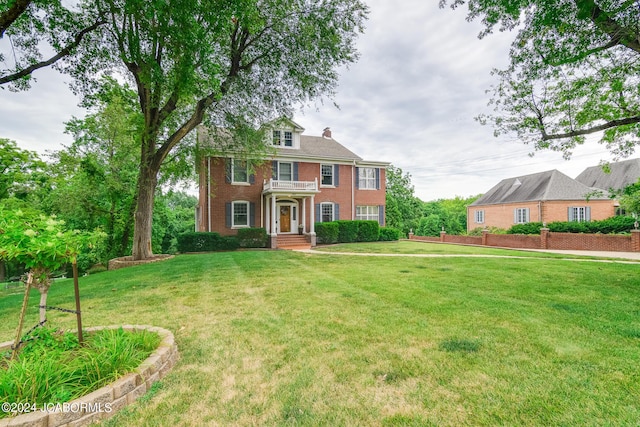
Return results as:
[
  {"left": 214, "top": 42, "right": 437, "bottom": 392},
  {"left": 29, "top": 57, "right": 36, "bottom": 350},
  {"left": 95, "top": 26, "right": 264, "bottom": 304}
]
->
[
  {"left": 197, "top": 118, "right": 389, "bottom": 248},
  {"left": 467, "top": 169, "right": 615, "bottom": 232}
]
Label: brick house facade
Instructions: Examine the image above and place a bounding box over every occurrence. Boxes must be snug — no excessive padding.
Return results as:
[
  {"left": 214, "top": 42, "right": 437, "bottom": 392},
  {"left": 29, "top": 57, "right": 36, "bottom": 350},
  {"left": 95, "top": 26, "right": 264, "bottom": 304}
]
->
[
  {"left": 468, "top": 169, "right": 616, "bottom": 232},
  {"left": 197, "top": 118, "right": 389, "bottom": 248}
]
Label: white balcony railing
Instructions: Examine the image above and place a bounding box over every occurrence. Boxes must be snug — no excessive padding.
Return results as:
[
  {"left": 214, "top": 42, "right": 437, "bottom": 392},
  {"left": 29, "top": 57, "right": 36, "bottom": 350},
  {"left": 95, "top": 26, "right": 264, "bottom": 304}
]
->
[{"left": 263, "top": 178, "right": 318, "bottom": 192}]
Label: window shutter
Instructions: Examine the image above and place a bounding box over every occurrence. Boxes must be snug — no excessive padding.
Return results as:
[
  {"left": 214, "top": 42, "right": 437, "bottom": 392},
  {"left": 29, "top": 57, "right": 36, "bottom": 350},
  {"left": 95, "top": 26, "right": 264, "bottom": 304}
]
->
[
  {"left": 355, "top": 167, "right": 360, "bottom": 189},
  {"left": 249, "top": 173, "right": 255, "bottom": 184},
  {"left": 293, "top": 162, "right": 299, "bottom": 181},
  {"left": 272, "top": 161, "right": 278, "bottom": 179},
  {"left": 334, "top": 203, "right": 340, "bottom": 221},
  {"left": 315, "top": 203, "right": 320, "bottom": 222},
  {"left": 379, "top": 205, "right": 385, "bottom": 226},
  {"left": 225, "top": 159, "right": 232, "bottom": 183},
  {"left": 225, "top": 203, "right": 231, "bottom": 228},
  {"left": 375, "top": 168, "right": 380, "bottom": 189},
  {"left": 568, "top": 207, "right": 574, "bottom": 221},
  {"left": 250, "top": 202, "right": 256, "bottom": 227},
  {"left": 334, "top": 164, "right": 340, "bottom": 187},
  {"left": 586, "top": 206, "right": 591, "bottom": 221},
  {"left": 513, "top": 209, "right": 518, "bottom": 224},
  {"left": 525, "top": 208, "right": 530, "bottom": 223}
]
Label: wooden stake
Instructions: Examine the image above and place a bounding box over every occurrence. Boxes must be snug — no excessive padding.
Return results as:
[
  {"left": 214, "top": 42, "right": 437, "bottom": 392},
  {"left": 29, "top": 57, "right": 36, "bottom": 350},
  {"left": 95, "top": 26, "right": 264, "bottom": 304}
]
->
[
  {"left": 73, "top": 261, "right": 83, "bottom": 344},
  {"left": 12, "top": 272, "right": 33, "bottom": 360}
]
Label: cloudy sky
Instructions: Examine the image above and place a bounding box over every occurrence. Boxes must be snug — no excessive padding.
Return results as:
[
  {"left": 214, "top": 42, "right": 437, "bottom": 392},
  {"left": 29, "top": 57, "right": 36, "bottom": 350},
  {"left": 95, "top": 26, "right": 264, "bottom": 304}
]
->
[{"left": 1, "top": 1, "right": 618, "bottom": 201}]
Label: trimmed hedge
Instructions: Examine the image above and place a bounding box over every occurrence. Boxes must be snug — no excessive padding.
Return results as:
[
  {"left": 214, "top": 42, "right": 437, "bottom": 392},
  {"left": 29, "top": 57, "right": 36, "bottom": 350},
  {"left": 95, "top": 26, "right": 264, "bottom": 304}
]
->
[
  {"left": 378, "top": 227, "right": 401, "bottom": 241},
  {"left": 507, "top": 216, "right": 637, "bottom": 235},
  {"left": 237, "top": 227, "right": 268, "bottom": 248},
  {"left": 316, "top": 220, "right": 381, "bottom": 244},
  {"left": 177, "top": 232, "right": 239, "bottom": 252},
  {"left": 316, "top": 222, "right": 339, "bottom": 244}
]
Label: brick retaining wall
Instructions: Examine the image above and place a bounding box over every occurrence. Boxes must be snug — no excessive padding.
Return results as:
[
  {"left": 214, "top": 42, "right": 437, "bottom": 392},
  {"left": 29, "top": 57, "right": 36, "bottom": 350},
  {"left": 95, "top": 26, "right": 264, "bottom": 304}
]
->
[
  {"left": 409, "top": 229, "right": 640, "bottom": 253},
  {"left": 0, "top": 325, "right": 179, "bottom": 427}
]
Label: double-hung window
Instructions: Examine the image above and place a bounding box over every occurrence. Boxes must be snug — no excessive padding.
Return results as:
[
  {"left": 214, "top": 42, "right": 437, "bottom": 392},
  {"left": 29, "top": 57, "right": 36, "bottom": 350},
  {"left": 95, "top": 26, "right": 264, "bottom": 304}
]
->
[
  {"left": 272, "top": 130, "right": 293, "bottom": 147},
  {"left": 321, "top": 164, "right": 334, "bottom": 186},
  {"left": 356, "top": 206, "right": 379, "bottom": 221},
  {"left": 474, "top": 210, "right": 485, "bottom": 224},
  {"left": 358, "top": 167, "right": 376, "bottom": 189},
  {"left": 232, "top": 159, "right": 248, "bottom": 183},
  {"left": 321, "top": 203, "right": 335, "bottom": 222},
  {"left": 232, "top": 201, "right": 250, "bottom": 228},
  {"left": 278, "top": 162, "right": 293, "bottom": 181}
]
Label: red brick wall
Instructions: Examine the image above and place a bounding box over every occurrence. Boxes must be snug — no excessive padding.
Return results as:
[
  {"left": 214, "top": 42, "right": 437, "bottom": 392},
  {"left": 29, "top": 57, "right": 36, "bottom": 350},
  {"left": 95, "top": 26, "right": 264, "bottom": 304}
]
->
[
  {"left": 467, "top": 200, "right": 617, "bottom": 232},
  {"left": 410, "top": 231, "right": 636, "bottom": 252},
  {"left": 198, "top": 158, "right": 387, "bottom": 233},
  {"left": 547, "top": 232, "right": 632, "bottom": 251}
]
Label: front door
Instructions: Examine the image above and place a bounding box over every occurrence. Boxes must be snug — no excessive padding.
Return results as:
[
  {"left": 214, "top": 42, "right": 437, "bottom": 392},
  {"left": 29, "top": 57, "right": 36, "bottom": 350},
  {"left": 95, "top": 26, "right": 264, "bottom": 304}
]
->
[{"left": 280, "top": 206, "right": 291, "bottom": 232}]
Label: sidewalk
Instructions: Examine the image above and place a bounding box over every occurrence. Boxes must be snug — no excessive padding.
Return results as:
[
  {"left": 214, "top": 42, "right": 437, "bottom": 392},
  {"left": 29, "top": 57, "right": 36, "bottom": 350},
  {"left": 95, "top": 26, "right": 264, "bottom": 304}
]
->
[{"left": 518, "top": 249, "right": 640, "bottom": 261}]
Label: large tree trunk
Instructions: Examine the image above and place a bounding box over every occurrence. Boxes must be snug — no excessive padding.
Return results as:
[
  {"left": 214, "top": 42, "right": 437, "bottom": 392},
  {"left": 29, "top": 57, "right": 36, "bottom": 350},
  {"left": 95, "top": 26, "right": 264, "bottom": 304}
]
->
[{"left": 132, "top": 162, "right": 159, "bottom": 260}]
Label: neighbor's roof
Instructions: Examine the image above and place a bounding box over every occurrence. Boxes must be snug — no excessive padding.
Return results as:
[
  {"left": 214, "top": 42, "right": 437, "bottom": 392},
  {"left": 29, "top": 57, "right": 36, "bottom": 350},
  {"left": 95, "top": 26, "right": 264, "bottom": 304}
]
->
[
  {"left": 575, "top": 158, "right": 640, "bottom": 191},
  {"left": 470, "top": 169, "right": 609, "bottom": 206}
]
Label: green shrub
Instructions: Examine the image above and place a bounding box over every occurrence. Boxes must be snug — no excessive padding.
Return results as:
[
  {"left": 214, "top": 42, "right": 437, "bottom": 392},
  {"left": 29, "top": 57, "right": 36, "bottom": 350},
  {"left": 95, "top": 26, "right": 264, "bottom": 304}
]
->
[
  {"left": 336, "top": 220, "right": 359, "bottom": 243},
  {"left": 357, "top": 221, "right": 380, "bottom": 242},
  {"left": 236, "top": 228, "right": 268, "bottom": 248},
  {"left": 315, "top": 222, "right": 339, "bottom": 244},
  {"left": 378, "top": 227, "right": 401, "bottom": 241},
  {"left": 508, "top": 222, "right": 544, "bottom": 234},
  {"left": 177, "top": 232, "right": 239, "bottom": 252},
  {"left": 506, "top": 216, "right": 637, "bottom": 235}
]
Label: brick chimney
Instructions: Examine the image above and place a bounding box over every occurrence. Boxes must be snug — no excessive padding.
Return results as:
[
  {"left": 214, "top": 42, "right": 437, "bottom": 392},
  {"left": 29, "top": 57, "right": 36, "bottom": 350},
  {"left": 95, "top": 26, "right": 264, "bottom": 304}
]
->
[{"left": 322, "top": 127, "right": 332, "bottom": 139}]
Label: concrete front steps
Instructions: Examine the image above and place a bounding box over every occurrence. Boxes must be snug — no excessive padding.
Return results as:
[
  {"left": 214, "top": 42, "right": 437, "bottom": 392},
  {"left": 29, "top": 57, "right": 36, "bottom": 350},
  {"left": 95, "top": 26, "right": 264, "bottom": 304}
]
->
[{"left": 277, "top": 234, "right": 311, "bottom": 250}]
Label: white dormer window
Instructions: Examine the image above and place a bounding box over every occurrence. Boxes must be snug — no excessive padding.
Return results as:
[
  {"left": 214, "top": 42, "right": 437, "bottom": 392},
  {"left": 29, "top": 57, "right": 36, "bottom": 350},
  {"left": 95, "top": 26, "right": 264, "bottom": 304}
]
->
[{"left": 272, "top": 130, "right": 293, "bottom": 147}]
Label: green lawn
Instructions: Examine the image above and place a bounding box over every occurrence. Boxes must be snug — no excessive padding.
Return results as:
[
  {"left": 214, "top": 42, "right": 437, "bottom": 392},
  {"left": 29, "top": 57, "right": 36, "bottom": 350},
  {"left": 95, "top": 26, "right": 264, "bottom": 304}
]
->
[{"left": 1, "top": 245, "right": 639, "bottom": 426}]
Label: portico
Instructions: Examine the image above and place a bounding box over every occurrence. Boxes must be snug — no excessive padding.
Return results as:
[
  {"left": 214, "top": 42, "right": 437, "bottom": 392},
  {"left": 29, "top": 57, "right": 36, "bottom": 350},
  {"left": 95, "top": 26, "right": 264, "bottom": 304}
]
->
[{"left": 262, "top": 178, "right": 320, "bottom": 248}]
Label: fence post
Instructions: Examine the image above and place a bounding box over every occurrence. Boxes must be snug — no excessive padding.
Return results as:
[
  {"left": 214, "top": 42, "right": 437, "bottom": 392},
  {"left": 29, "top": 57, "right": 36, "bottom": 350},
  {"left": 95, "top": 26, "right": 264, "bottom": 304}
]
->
[
  {"left": 632, "top": 230, "right": 640, "bottom": 252},
  {"left": 408, "top": 229, "right": 414, "bottom": 240},
  {"left": 540, "top": 228, "right": 549, "bottom": 249},
  {"left": 481, "top": 229, "right": 489, "bottom": 246},
  {"left": 440, "top": 230, "right": 446, "bottom": 243}
]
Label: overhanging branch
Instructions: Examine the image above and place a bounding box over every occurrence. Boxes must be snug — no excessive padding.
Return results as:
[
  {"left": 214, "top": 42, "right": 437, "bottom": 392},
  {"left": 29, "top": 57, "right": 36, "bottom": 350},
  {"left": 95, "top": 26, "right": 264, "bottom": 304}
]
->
[{"left": 541, "top": 115, "right": 640, "bottom": 141}]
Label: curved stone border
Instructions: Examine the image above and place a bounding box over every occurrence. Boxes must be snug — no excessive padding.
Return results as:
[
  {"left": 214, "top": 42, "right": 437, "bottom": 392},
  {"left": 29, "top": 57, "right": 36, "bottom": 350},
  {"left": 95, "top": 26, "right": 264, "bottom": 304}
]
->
[
  {"left": 0, "top": 325, "right": 179, "bottom": 427},
  {"left": 108, "top": 254, "right": 174, "bottom": 270}
]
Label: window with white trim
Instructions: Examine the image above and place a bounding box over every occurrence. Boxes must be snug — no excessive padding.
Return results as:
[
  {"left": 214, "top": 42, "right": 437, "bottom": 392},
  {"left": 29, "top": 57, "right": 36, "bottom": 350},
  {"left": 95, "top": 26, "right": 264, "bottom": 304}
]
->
[
  {"left": 272, "top": 130, "right": 293, "bottom": 147},
  {"left": 278, "top": 162, "right": 293, "bottom": 181},
  {"left": 231, "top": 159, "right": 248, "bottom": 183},
  {"left": 356, "top": 206, "right": 379, "bottom": 221},
  {"left": 569, "top": 206, "right": 588, "bottom": 222},
  {"left": 232, "top": 201, "right": 250, "bottom": 228},
  {"left": 474, "top": 210, "right": 485, "bottom": 224},
  {"left": 321, "top": 164, "right": 334, "bottom": 186},
  {"left": 320, "top": 202, "right": 335, "bottom": 222},
  {"left": 358, "top": 167, "right": 376, "bottom": 189},
  {"left": 514, "top": 208, "right": 529, "bottom": 224}
]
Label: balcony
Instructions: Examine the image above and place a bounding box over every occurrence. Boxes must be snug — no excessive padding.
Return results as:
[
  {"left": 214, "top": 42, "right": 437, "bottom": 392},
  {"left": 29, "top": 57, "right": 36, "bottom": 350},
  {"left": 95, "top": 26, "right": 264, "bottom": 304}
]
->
[{"left": 263, "top": 178, "right": 319, "bottom": 194}]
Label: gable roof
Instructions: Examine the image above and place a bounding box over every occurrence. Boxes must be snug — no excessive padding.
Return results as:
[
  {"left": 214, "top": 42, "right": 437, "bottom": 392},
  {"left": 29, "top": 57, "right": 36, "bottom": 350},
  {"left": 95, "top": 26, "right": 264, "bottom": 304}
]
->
[
  {"left": 575, "top": 158, "right": 640, "bottom": 191},
  {"left": 470, "top": 169, "right": 609, "bottom": 206},
  {"left": 276, "top": 135, "right": 362, "bottom": 162}
]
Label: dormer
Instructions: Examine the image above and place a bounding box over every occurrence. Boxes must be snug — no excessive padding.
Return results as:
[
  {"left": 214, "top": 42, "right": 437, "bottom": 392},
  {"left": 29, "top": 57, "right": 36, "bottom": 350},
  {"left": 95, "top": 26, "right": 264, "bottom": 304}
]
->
[{"left": 268, "top": 117, "right": 304, "bottom": 150}]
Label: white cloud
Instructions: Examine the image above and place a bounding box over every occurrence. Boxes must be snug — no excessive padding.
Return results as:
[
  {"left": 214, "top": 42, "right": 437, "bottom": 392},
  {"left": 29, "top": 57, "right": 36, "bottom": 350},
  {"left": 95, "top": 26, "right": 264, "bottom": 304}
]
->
[{"left": 1, "top": 0, "right": 618, "bottom": 201}]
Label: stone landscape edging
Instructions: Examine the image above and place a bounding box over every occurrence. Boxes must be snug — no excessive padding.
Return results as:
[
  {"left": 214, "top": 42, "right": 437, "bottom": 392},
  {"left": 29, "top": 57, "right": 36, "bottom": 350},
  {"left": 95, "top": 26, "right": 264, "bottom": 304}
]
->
[
  {"left": 0, "top": 325, "right": 179, "bottom": 427},
  {"left": 107, "top": 254, "right": 174, "bottom": 270}
]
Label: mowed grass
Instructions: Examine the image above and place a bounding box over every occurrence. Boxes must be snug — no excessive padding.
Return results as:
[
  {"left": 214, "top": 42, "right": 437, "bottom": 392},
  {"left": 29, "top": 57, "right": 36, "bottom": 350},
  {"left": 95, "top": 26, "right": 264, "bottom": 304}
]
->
[{"left": 1, "top": 247, "right": 639, "bottom": 426}]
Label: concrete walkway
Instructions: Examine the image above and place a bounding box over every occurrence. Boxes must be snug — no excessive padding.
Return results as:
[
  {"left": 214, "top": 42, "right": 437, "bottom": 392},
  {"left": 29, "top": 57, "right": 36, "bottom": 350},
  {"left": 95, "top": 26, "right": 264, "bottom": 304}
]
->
[{"left": 298, "top": 248, "right": 640, "bottom": 264}]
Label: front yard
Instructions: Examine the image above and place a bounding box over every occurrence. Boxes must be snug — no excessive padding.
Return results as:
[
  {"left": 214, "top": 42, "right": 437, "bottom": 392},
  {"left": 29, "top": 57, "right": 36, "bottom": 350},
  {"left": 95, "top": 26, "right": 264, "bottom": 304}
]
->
[{"left": 1, "top": 244, "right": 638, "bottom": 425}]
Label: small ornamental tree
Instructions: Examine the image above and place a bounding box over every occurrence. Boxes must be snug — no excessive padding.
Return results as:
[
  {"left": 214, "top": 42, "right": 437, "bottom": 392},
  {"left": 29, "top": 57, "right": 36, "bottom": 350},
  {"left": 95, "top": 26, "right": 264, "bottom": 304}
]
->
[{"left": 0, "top": 207, "right": 104, "bottom": 356}]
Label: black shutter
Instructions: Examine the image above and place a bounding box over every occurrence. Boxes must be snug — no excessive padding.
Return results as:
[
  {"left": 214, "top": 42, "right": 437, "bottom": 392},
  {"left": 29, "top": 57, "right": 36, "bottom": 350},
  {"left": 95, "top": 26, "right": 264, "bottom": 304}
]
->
[
  {"left": 334, "top": 164, "right": 339, "bottom": 187},
  {"left": 272, "top": 161, "right": 278, "bottom": 179},
  {"left": 315, "top": 203, "right": 320, "bottom": 222},
  {"left": 379, "top": 205, "right": 385, "bottom": 226},
  {"left": 250, "top": 202, "right": 256, "bottom": 226},
  {"left": 375, "top": 168, "right": 380, "bottom": 190},
  {"left": 293, "top": 162, "right": 299, "bottom": 181},
  {"left": 334, "top": 203, "right": 340, "bottom": 221},
  {"left": 225, "top": 159, "right": 232, "bottom": 183},
  {"left": 355, "top": 167, "right": 360, "bottom": 189}
]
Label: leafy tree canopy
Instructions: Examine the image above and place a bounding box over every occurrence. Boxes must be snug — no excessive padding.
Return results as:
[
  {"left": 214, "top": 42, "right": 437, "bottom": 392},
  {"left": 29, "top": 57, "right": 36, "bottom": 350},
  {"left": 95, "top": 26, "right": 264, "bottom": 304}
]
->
[{"left": 443, "top": 0, "right": 640, "bottom": 159}]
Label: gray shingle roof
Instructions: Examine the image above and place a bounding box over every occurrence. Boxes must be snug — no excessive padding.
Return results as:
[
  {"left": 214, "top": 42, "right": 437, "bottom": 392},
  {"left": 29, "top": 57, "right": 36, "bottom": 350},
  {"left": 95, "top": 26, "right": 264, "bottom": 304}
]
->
[
  {"left": 471, "top": 170, "right": 609, "bottom": 206},
  {"left": 276, "top": 135, "right": 362, "bottom": 162},
  {"left": 575, "top": 158, "right": 640, "bottom": 191}
]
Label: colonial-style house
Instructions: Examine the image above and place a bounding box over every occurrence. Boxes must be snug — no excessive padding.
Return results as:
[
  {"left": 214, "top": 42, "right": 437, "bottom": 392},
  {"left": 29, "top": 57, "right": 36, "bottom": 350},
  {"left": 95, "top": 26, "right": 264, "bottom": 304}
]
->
[
  {"left": 196, "top": 118, "right": 390, "bottom": 248},
  {"left": 467, "top": 169, "right": 615, "bottom": 232}
]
